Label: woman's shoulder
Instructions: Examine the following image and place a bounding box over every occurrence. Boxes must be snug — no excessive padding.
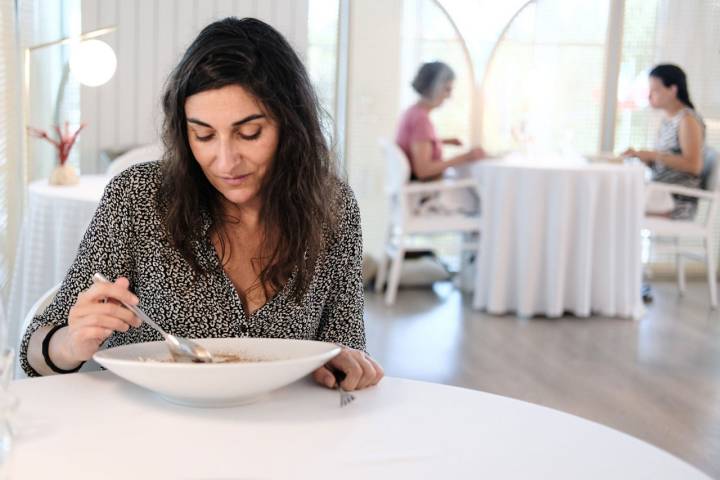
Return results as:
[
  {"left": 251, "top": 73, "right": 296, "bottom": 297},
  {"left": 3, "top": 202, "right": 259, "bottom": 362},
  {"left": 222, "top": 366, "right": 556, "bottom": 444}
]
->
[
  {"left": 331, "top": 177, "right": 360, "bottom": 217},
  {"left": 104, "top": 161, "right": 162, "bottom": 202},
  {"left": 323, "top": 177, "right": 361, "bottom": 241},
  {"left": 406, "top": 103, "right": 430, "bottom": 120},
  {"left": 679, "top": 108, "right": 705, "bottom": 129}
]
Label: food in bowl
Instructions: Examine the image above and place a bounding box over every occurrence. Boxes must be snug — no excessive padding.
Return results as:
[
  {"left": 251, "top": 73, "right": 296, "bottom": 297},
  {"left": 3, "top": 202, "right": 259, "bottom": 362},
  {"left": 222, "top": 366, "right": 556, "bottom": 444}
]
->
[{"left": 138, "top": 352, "right": 268, "bottom": 363}]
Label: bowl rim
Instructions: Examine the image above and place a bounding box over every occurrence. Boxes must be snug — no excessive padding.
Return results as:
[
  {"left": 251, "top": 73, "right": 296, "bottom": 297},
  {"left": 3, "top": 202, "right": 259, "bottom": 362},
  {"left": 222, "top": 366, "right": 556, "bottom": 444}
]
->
[{"left": 93, "top": 338, "right": 342, "bottom": 369}]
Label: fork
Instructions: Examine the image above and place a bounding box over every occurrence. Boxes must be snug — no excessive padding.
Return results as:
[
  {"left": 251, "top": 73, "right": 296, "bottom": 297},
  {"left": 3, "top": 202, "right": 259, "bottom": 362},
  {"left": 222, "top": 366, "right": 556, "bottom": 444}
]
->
[{"left": 333, "top": 370, "right": 355, "bottom": 407}]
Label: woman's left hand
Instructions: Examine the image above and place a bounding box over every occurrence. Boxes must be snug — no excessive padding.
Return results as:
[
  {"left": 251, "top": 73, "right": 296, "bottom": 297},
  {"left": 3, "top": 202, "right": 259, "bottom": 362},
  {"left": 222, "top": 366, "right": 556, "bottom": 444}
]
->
[{"left": 312, "top": 346, "right": 384, "bottom": 391}]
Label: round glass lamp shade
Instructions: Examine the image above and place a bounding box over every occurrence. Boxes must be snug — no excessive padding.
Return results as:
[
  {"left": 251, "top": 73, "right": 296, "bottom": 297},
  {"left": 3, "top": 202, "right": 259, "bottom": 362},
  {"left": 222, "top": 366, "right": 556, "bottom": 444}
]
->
[{"left": 69, "top": 39, "right": 117, "bottom": 87}]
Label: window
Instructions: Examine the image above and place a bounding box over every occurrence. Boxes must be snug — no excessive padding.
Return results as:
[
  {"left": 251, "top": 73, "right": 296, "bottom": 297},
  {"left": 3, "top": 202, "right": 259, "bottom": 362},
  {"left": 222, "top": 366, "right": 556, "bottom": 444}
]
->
[
  {"left": 0, "top": 0, "right": 20, "bottom": 298},
  {"left": 24, "top": 0, "right": 82, "bottom": 181},
  {"left": 307, "top": 0, "right": 340, "bottom": 137},
  {"left": 400, "top": 0, "right": 473, "bottom": 151},
  {"left": 616, "top": 0, "right": 720, "bottom": 150},
  {"left": 481, "top": 0, "right": 610, "bottom": 155},
  {"left": 0, "top": 0, "right": 19, "bottom": 295}
]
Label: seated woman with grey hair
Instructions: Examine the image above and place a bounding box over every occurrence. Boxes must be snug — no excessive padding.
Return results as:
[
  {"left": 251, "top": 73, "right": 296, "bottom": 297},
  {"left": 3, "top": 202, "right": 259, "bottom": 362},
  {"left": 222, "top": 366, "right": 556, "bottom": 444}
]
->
[{"left": 396, "top": 61, "right": 486, "bottom": 181}]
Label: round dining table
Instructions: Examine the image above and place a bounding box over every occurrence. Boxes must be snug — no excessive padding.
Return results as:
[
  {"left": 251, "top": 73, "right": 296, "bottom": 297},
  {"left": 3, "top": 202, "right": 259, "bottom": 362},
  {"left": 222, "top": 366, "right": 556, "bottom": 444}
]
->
[
  {"left": 5, "top": 372, "right": 709, "bottom": 479},
  {"left": 464, "top": 154, "right": 646, "bottom": 319}
]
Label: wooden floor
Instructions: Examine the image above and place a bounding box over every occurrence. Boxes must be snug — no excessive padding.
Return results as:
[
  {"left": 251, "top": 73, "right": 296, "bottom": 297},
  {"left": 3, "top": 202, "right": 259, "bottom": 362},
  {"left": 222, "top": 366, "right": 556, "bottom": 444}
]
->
[{"left": 364, "top": 281, "right": 720, "bottom": 478}]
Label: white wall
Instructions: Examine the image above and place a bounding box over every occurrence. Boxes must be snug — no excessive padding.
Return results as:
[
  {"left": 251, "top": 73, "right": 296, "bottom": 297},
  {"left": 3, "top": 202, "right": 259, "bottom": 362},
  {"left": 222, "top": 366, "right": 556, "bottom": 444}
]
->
[
  {"left": 79, "top": 0, "right": 309, "bottom": 173},
  {"left": 345, "top": 0, "right": 404, "bottom": 258}
]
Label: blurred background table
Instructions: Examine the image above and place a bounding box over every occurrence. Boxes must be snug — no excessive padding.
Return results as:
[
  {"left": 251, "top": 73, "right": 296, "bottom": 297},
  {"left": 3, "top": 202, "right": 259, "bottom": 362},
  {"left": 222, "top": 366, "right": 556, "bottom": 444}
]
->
[
  {"left": 6, "top": 175, "right": 109, "bottom": 346},
  {"left": 6, "top": 372, "right": 709, "bottom": 479},
  {"left": 467, "top": 155, "right": 645, "bottom": 318}
]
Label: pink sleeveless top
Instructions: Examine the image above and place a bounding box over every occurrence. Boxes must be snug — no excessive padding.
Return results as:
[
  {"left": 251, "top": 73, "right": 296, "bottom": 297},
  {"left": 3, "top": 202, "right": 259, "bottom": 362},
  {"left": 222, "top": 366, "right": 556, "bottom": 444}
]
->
[{"left": 395, "top": 104, "right": 442, "bottom": 178}]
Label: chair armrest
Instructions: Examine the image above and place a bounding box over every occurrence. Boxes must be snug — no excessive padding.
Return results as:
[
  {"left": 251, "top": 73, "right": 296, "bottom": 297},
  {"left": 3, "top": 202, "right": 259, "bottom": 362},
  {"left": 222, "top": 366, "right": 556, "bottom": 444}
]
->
[
  {"left": 646, "top": 182, "right": 717, "bottom": 201},
  {"left": 403, "top": 178, "right": 478, "bottom": 194}
]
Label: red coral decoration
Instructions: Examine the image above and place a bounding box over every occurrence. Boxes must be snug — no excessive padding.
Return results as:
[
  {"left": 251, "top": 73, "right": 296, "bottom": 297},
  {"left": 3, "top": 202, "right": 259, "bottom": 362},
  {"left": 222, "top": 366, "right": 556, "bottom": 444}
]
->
[{"left": 27, "top": 122, "right": 85, "bottom": 166}]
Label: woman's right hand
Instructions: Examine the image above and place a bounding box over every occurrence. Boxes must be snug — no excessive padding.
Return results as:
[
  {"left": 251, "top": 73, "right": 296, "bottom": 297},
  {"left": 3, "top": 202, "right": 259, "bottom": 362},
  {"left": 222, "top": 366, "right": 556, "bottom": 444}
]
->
[{"left": 60, "top": 277, "right": 141, "bottom": 363}]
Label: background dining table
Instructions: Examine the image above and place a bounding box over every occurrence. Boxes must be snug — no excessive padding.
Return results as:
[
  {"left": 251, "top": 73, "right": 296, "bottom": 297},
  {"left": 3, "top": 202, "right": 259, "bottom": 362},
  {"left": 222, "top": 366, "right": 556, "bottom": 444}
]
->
[
  {"left": 464, "top": 154, "right": 646, "bottom": 319},
  {"left": 6, "top": 175, "right": 110, "bottom": 349},
  {"left": 4, "top": 371, "right": 710, "bottom": 479}
]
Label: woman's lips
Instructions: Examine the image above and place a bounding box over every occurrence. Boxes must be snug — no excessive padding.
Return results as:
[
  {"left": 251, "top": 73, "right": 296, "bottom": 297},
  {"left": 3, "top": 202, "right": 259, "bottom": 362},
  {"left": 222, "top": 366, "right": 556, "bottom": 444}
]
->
[{"left": 221, "top": 173, "right": 251, "bottom": 185}]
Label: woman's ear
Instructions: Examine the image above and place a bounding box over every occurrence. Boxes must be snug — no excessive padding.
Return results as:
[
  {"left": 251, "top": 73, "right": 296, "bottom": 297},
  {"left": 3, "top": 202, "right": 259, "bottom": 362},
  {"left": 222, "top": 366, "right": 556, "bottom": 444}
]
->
[{"left": 670, "top": 84, "right": 678, "bottom": 98}]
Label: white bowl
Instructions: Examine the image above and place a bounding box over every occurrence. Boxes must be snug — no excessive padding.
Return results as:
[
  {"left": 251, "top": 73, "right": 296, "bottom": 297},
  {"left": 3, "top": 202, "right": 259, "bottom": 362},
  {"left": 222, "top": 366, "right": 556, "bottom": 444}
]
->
[{"left": 93, "top": 337, "right": 341, "bottom": 407}]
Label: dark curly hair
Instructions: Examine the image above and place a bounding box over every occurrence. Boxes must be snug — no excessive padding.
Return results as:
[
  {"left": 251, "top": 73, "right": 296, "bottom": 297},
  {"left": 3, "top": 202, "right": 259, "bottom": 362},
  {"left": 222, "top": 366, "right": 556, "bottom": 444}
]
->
[{"left": 158, "top": 17, "right": 336, "bottom": 305}]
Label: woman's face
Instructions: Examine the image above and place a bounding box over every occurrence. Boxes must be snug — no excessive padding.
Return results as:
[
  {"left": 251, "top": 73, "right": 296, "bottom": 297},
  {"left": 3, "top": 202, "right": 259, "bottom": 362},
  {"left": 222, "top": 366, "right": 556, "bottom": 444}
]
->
[
  {"left": 185, "top": 84, "right": 279, "bottom": 210},
  {"left": 648, "top": 76, "right": 676, "bottom": 109},
  {"left": 430, "top": 80, "right": 454, "bottom": 107}
]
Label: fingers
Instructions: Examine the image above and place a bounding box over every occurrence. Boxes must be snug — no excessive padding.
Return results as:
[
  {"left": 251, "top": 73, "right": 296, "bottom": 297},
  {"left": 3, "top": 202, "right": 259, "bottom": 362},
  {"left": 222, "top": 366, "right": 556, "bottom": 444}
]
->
[
  {"left": 79, "top": 277, "right": 139, "bottom": 307},
  {"left": 71, "top": 302, "right": 141, "bottom": 328},
  {"left": 67, "top": 276, "right": 143, "bottom": 357},
  {"left": 325, "top": 348, "right": 385, "bottom": 391},
  {"left": 80, "top": 314, "right": 133, "bottom": 333},
  {"left": 327, "top": 350, "right": 363, "bottom": 390},
  {"left": 312, "top": 366, "right": 336, "bottom": 389},
  {"left": 76, "top": 326, "right": 114, "bottom": 343},
  {"left": 367, "top": 356, "right": 385, "bottom": 387}
]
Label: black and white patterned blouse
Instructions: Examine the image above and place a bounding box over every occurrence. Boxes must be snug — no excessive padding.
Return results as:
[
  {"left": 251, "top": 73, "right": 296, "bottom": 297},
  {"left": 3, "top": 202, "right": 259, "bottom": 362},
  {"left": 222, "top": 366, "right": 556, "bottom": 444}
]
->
[{"left": 19, "top": 162, "right": 365, "bottom": 377}]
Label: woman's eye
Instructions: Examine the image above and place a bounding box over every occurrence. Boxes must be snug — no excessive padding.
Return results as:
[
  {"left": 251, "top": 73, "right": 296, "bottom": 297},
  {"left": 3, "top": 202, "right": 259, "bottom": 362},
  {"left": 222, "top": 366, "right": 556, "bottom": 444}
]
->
[
  {"left": 194, "top": 133, "right": 214, "bottom": 142},
  {"left": 239, "top": 128, "right": 262, "bottom": 141}
]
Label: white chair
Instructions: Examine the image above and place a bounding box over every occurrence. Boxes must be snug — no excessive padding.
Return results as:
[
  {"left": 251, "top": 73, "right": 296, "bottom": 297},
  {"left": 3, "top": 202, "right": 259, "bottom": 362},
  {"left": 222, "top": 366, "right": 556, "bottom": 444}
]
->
[
  {"left": 14, "top": 284, "right": 103, "bottom": 378},
  {"left": 14, "top": 284, "right": 60, "bottom": 378},
  {"left": 106, "top": 143, "right": 164, "bottom": 178},
  {"left": 642, "top": 155, "right": 720, "bottom": 308},
  {"left": 374, "top": 138, "right": 482, "bottom": 305}
]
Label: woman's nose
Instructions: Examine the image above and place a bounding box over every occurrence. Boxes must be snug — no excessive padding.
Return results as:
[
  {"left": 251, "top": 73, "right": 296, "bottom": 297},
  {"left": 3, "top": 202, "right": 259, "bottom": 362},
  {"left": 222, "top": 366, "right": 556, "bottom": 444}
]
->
[{"left": 216, "top": 138, "right": 236, "bottom": 166}]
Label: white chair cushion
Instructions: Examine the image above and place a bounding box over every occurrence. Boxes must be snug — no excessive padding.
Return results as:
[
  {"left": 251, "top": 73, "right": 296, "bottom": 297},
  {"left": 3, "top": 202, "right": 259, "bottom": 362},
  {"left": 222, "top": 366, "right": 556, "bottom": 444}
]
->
[{"left": 398, "top": 256, "right": 451, "bottom": 287}]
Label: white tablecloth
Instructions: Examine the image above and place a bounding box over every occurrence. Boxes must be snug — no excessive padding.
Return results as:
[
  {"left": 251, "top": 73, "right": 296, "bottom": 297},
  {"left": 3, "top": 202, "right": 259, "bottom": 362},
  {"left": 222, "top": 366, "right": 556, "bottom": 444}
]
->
[
  {"left": 7, "top": 175, "right": 110, "bottom": 345},
  {"left": 468, "top": 156, "right": 645, "bottom": 318},
  {"left": 6, "top": 372, "right": 708, "bottom": 479}
]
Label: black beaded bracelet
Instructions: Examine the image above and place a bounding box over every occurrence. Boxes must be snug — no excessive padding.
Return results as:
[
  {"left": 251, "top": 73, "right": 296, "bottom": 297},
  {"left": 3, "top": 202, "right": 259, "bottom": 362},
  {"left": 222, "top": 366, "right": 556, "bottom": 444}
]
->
[{"left": 42, "top": 324, "right": 84, "bottom": 374}]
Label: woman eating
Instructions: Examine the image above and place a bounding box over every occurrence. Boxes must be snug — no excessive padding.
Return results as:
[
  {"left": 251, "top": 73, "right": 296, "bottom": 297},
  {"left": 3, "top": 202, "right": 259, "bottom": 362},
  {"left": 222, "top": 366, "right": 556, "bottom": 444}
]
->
[{"left": 20, "top": 17, "right": 383, "bottom": 392}]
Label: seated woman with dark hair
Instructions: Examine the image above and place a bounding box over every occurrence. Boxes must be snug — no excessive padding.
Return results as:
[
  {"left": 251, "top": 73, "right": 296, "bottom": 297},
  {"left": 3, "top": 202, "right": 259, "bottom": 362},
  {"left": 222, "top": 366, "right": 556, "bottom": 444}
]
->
[
  {"left": 623, "top": 64, "right": 709, "bottom": 220},
  {"left": 20, "top": 17, "right": 383, "bottom": 392}
]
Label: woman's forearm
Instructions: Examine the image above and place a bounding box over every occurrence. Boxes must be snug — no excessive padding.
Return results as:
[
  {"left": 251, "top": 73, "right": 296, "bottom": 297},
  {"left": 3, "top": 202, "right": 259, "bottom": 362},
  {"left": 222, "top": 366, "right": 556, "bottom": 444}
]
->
[
  {"left": 27, "top": 325, "right": 82, "bottom": 376},
  {"left": 446, "top": 152, "right": 473, "bottom": 167},
  {"left": 413, "top": 152, "right": 472, "bottom": 180},
  {"left": 653, "top": 151, "right": 702, "bottom": 175}
]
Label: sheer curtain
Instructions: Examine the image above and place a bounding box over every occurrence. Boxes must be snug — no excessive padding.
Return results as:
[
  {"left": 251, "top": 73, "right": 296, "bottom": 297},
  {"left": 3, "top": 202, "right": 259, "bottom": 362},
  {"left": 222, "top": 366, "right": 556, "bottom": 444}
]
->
[{"left": 0, "top": 0, "right": 21, "bottom": 300}]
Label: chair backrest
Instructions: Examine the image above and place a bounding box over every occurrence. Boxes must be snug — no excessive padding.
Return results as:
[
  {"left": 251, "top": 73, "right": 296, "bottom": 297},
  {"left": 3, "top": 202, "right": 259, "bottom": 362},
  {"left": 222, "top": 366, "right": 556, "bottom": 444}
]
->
[
  {"left": 378, "top": 137, "right": 411, "bottom": 196},
  {"left": 14, "top": 284, "right": 60, "bottom": 379},
  {"left": 106, "top": 143, "right": 164, "bottom": 178},
  {"left": 700, "top": 146, "right": 719, "bottom": 191}
]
